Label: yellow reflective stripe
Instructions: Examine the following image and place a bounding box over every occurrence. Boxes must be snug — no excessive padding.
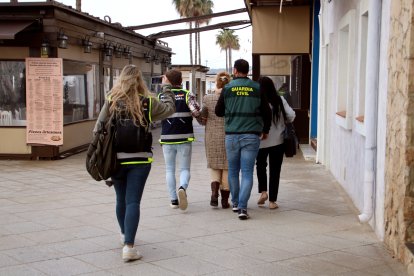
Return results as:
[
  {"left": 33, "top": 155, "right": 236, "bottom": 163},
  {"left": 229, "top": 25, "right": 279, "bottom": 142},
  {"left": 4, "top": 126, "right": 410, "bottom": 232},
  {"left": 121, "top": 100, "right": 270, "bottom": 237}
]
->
[
  {"left": 120, "top": 158, "right": 153, "bottom": 165},
  {"left": 159, "top": 137, "right": 195, "bottom": 144},
  {"left": 148, "top": 97, "right": 152, "bottom": 123}
]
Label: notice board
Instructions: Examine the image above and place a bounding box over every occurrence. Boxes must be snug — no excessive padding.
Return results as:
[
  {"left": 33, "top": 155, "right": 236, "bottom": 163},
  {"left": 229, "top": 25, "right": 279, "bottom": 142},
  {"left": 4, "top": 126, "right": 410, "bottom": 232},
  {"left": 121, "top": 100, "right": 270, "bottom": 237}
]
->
[{"left": 26, "top": 58, "right": 63, "bottom": 146}]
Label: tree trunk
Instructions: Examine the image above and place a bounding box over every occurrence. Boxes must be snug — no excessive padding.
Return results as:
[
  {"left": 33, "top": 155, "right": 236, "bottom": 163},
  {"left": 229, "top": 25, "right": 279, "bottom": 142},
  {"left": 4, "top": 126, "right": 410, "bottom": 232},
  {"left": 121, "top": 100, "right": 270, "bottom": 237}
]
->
[
  {"left": 229, "top": 48, "right": 232, "bottom": 74},
  {"left": 189, "top": 22, "right": 193, "bottom": 66},
  {"left": 225, "top": 49, "right": 229, "bottom": 73},
  {"left": 76, "top": 0, "right": 81, "bottom": 11},
  {"left": 194, "top": 23, "right": 198, "bottom": 65},
  {"left": 198, "top": 32, "right": 201, "bottom": 65}
]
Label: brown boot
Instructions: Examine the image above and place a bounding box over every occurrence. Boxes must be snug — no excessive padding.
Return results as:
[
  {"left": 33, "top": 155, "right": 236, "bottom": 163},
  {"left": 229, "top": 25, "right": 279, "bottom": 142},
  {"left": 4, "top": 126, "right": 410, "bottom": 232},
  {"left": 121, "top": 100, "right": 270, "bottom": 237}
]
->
[
  {"left": 210, "top": 182, "right": 220, "bottom": 207},
  {"left": 220, "top": 189, "right": 230, "bottom": 209}
]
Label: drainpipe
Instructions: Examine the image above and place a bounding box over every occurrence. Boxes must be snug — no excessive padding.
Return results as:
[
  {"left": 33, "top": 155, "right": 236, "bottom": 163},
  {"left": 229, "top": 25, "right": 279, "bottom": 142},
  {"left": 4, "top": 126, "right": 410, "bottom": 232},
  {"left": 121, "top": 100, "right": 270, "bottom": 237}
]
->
[{"left": 359, "top": 0, "right": 382, "bottom": 223}]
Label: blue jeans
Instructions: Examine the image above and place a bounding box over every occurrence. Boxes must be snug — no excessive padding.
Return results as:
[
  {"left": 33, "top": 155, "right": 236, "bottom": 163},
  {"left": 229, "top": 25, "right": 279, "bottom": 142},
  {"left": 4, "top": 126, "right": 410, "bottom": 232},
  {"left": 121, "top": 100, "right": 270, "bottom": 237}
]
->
[
  {"left": 112, "top": 164, "right": 151, "bottom": 245},
  {"left": 162, "top": 143, "right": 192, "bottom": 200},
  {"left": 225, "top": 134, "right": 260, "bottom": 209}
]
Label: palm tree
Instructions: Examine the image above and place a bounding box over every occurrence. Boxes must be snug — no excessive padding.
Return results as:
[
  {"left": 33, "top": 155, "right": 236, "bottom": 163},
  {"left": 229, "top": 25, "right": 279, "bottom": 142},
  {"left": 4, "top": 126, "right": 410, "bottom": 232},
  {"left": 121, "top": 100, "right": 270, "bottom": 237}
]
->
[
  {"left": 216, "top": 29, "right": 240, "bottom": 73},
  {"left": 172, "top": 0, "right": 213, "bottom": 66},
  {"left": 194, "top": 0, "right": 213, "bottom": 65},
  {"left": 172, "top": 0, "right": 195, "bottom": 66},
  {"left": 76, "top": 0, "right": 81, "bottom": 11},
  {"left": 216, "top": 31, "right": 228, "bottom": 72},
  {"left": 227, "top": 30, "right": 240, "bottom": 73}
]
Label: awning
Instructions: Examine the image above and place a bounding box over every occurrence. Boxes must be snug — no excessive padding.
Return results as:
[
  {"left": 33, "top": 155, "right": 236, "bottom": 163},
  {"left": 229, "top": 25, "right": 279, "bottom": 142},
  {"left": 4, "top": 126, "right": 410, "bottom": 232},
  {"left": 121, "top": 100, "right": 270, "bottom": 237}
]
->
[{"left": 0, "top": 21, "right": 36, "bottom": 40}]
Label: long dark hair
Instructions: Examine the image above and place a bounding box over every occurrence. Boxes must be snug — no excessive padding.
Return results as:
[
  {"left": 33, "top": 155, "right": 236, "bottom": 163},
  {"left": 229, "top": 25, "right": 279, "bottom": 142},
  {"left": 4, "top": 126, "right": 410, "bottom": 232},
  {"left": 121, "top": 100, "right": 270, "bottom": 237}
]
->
[{"left": 258, "top": 76, "right": 287, "bottom": 124}]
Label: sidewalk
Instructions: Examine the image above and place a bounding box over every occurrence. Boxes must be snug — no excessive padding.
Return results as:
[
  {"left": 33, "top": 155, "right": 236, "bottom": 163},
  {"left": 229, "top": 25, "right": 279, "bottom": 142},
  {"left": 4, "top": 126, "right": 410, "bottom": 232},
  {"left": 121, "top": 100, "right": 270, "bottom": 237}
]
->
[{"left": 0, "top": 124, "right": 407, "bottom": 275}]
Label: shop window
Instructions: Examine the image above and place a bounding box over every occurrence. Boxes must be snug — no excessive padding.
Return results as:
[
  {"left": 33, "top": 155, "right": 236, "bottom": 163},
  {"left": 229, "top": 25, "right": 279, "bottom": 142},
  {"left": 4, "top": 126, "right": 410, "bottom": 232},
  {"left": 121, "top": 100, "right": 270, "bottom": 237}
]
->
[
  {"left": 0, "top": 60, "right": 99, "bottom": 127},
  {"left": 336, "top": 9, "right": 356, "bottom": 130},
  {"left": 151, "top": 75, "right": 162, "bottom": 95},
  {"left": 355, "top": 0, "right": 369, "bottom": 136},
  {"left": 63, "top": 60, "right": 99, "bottom": 124},
  {"left": 0, "top": 61, "right": 26, "bottom": 126}
]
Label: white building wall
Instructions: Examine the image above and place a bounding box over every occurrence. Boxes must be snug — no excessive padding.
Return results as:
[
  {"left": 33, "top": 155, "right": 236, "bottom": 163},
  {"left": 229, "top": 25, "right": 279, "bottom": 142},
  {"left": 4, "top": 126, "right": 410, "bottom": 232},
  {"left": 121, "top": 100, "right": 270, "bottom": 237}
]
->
[
  {"left": 320, "top": 0, "right": 389, "bottom": 238},
  {"left": 324, "top": 0, "right": 365, "bottom": 211}
]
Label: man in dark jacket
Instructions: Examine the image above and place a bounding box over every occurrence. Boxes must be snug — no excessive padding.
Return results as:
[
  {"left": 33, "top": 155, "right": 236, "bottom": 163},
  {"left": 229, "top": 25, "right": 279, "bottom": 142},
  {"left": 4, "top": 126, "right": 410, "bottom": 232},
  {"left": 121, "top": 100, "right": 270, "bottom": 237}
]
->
[{"left": 215, "top": 59, "right": 271, "bottom": 220}]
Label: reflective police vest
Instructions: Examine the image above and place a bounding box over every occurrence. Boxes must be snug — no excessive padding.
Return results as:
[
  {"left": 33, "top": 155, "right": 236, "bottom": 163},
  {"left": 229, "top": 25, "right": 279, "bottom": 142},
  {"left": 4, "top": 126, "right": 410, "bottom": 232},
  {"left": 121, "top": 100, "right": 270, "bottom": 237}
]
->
[
  {"left": 159, "top": 89, "right": 195, "bottom": 144},
  {"left": 112, "top": 96, "right": 154, "bottom": 165}
]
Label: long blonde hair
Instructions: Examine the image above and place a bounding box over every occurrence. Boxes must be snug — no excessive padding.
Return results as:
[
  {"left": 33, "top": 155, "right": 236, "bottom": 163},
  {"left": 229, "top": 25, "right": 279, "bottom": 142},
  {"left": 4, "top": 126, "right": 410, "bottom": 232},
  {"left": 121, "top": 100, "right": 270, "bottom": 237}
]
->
[{"left": 108, "top": 65, "right": 150, "bottom": 126}]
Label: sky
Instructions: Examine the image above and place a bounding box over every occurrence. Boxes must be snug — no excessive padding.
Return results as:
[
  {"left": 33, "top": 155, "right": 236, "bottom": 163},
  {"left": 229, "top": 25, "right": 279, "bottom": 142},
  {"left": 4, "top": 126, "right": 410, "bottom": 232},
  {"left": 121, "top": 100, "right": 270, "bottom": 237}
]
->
[{"left": 6, "top": 0, "right": 253, "bottom": 69}]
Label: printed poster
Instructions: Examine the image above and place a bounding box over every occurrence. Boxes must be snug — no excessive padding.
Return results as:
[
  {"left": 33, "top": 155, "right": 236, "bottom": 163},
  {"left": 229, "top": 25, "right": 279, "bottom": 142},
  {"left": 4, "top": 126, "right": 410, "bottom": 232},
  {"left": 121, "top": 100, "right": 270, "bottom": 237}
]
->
[{"left": 26, "top": 58, "right": 63, "bottom": 145}]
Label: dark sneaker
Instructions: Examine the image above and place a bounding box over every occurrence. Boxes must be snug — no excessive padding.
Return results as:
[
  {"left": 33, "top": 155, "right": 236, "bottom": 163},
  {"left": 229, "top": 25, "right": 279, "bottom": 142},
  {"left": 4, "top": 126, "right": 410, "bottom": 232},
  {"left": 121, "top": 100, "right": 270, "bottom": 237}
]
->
[
  {"left": 238, "top": 209, "right": 249, "bottom": 220},
  {"left": 170, "top": 199, "right": 179, "bottom": 209},
  {"left": 232, "top": 203, "right": 238, "bottom": 213},
  {"left": 178, "top": 187, "right": 188, "bottom": 210}
]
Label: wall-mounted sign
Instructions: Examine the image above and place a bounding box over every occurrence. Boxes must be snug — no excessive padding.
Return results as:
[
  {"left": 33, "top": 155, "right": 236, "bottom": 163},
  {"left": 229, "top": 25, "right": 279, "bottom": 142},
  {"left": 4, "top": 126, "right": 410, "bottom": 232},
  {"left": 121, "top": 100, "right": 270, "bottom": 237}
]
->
[{"left": 26, "top": 58, "right": 63, "bottom": 146}]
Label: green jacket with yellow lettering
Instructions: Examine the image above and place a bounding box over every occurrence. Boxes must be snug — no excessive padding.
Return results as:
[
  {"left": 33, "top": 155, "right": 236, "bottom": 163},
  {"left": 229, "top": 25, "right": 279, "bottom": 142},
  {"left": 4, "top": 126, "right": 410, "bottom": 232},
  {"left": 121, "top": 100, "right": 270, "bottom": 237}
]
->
[{"left": 215, "top": 77, "right": 271, "bottom": 135}]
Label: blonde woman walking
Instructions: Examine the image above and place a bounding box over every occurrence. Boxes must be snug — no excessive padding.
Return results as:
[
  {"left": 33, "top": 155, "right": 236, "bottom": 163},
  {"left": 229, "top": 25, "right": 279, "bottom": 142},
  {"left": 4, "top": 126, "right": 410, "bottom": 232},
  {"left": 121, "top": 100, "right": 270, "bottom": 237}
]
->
[{"left": 95, "top": 65, "right": 175, "bottom": 262}]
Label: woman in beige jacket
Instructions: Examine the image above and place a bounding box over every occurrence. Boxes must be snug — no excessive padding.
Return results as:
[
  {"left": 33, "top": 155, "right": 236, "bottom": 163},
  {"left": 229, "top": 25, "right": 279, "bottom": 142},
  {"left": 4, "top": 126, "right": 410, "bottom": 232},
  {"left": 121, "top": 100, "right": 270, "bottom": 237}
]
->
[{"left": 199, "top": 72, "right": 231, "bottom": 208}]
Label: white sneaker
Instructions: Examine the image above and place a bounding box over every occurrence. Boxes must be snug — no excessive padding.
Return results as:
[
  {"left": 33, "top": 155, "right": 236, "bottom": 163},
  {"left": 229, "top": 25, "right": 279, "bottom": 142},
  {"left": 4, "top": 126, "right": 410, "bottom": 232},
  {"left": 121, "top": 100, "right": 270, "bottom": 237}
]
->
[
  {"left": 122, "top": 245, "right": 142, "bottom": 262},
  {"left": 120, "top": 233, "right": 125, "bottom": 245}
]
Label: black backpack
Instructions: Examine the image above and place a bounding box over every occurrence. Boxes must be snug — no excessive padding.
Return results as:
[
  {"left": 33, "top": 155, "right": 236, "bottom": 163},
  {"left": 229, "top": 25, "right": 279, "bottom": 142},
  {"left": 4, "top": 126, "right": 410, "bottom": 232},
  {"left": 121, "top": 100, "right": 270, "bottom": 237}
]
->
[{"left": 114, "top": 97, "right": 152, "bottom": 153}]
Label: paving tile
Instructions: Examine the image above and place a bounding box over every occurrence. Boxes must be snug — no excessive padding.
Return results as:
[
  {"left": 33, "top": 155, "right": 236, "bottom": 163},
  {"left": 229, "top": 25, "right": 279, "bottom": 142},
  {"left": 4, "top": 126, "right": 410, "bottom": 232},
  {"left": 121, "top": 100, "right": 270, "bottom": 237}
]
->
[
  {"left": 152, "top": 255, "right": 224, "bottom": 275},
  {"left": 312, "top": 250, "right": 382, "bottom": 270},
  {"left": 77, "top": 270, "right": 118, "bottom": 276},
  {"left": 339, "top": 243, "right": 398, "bottom": 261},
  {"left": 237, "top": 261, "right": 316, "bottom": 276},
  {"left": 3, "top": 244, "right": 66, "bottom": 263},
  {"left": 107, "top": 262, "right": 181, "bottom": 275},
  {"left": 362, "top": 263, "right": 409, "bottom": 276},
  {"left": 156, "top": 239, "right": 217, "bottom": 256},
  {"left": 0, "top": 252, "right": 21, "bottom": 267},
  {"left": 131, "top": 228, "right": 182, "bottom": 245},
  {"left": 276, "top": 255, "right": 353, "bottom": 274},
  {"left": 31, "top": 256, "right": 100, "bottom": 275},
  {"left": 0, "top": 264, "right": 46, "bottom": 275},
  {"left": 0, "top": 234, "right": 37, "bottom": 250},
  {"left": 193, "top": 248, "right": 267, "bottom": 269},
  {"left": 128, "top": 243, "right": 183, "bottom": 262},
  {"left": 74, "top": 250, "right": 127, "bottom": 269},
  {"left": 294, "top": 233, "right": 366, "bottom": 250},
  {"left": 3, "top": 221, "right": 50, "bottom": 234},
  {"left": 51, "top": 239, "right": 107, "bottom": 256}
]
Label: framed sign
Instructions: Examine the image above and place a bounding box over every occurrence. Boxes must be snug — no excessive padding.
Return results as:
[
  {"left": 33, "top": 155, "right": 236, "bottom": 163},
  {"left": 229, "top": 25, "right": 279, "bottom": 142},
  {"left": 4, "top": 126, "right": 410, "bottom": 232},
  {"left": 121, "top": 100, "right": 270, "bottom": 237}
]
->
[{"left": 26, "top": 58, "right": 63, "bottom": 146}]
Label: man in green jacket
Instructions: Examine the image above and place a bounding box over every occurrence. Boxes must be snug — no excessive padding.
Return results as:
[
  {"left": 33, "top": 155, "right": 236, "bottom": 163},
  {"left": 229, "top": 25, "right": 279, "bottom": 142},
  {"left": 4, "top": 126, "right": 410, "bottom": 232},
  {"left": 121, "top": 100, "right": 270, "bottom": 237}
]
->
[{"left": 215, "top": 59, "right": 271, "bottom": 220}]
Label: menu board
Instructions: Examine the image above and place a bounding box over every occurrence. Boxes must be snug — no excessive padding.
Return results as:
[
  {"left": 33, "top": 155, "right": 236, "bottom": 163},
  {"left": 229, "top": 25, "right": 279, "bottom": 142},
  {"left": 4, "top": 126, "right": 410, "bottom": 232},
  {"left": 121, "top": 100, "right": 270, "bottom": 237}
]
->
[{"left": 26, "top": 58, "right": 63, "bottom": 146}]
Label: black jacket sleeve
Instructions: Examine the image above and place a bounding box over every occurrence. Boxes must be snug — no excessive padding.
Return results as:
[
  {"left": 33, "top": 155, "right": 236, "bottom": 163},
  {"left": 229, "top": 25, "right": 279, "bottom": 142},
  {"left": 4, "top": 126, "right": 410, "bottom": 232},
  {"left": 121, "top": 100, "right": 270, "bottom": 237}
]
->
[
  {"left": 260, "top": 92, "right": 272, "bottom": 134},
  {"left": 215, "top": 90, "right": 225, "bottom": 117}
]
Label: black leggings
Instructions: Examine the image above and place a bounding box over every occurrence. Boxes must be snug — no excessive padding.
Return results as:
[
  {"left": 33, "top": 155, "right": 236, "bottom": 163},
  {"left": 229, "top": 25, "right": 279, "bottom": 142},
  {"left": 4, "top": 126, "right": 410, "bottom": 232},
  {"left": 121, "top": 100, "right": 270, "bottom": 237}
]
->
[{"left": 255, "top": 144, "right": 284, "bottom": 202}]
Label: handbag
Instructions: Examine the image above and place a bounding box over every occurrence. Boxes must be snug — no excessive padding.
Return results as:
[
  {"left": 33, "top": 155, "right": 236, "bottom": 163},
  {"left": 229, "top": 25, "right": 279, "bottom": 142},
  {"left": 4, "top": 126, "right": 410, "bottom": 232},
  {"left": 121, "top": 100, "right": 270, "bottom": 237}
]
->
[
  {"left": 283, "top": 122, "right": 298, "bottom": 158},
  {"left": 86, "top": 103, "right": 118, "bottom": 182}
]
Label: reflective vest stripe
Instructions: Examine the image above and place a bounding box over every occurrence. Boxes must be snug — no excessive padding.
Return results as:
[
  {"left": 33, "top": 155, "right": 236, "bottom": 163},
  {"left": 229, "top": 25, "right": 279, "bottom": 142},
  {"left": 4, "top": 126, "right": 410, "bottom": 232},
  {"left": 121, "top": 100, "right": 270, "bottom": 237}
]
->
[
  {"left": 166, "top": 112, "right": 192, "bottom": 118},
  {"left": 148, "top": 97, "right": 152, "bottom": 123},
  {"left": 120, "top": 158, "right": 153, "bottom": 165},
  {"left": 160, "top": 133, "right": 194, "bottom": 139},
  {"left": 117, "top": 152, "right": 153, "bottom": 159},
  {"left": 159, "top": 137, "right": 195, "bottom": 144}
]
